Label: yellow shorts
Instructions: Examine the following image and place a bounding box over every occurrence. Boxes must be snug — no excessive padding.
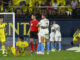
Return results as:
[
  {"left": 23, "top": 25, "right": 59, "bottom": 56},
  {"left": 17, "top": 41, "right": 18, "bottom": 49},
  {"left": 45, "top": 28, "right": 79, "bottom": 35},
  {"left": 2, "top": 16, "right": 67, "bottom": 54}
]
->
[
  {"left": 0, "top": 36, "right": 5, "bottom": 42},
  {"left": 11, "top": 47, "right": 25, "bottom": 56}
]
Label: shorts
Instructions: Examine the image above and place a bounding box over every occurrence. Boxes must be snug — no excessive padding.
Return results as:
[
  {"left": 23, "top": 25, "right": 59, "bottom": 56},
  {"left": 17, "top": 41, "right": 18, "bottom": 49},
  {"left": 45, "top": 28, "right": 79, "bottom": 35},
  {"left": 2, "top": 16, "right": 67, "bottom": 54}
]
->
[
  {"left": 55, "top": 36, "right": 61, "bottom": 42},
  {"left": 0, "top": 36, "right": 5, "bottom": 42},
  {"left": 40, "top": 29, "right": 49, "bottom": 39},
  {"left": 30, "top": 31, "right": 38, "bottom": 39},
  {"left": 11, "top": 47, "right": 25, "bottom": 56},
  {"left": 55, "top": 31, "right": 61, "bottom": 42},
  {"left": 38, "top": 32, "right": 47, "bottom": 43},
  {"left": 38, "top": 32, "right": 41, "bottom": 43},
  {"left": 50, "top": 32, "right": 55, "bottom": 41}
]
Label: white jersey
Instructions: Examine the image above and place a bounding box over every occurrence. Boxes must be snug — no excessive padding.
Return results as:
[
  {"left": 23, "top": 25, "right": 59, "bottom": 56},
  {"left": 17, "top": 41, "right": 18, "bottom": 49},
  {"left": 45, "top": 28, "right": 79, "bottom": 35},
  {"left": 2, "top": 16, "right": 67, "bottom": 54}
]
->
[
  {"left": 55, "top": 30, "right": 61, "bottom": 41},
  {"left": 50, "top": 26, "right": 55, "bottom": 41},
  {"left": 39, "top": 18, "right": 49, "bottom": 28},
  {"left": 51, "top": 26, "right": 55, "bottom": 31},
  {"left": 53, "top": 24, "right": 60, "bottom": 31},
  {"left": 50, "top": 23, "right": 61, "bottom": 41},
  {"left": 39, "top": 18, "right": 49, "bottom": 39}
]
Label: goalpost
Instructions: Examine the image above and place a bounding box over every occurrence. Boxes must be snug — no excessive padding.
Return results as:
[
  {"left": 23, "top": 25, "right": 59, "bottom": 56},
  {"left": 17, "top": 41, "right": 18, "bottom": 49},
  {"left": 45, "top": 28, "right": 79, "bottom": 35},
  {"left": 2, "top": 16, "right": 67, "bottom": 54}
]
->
[{"left": 0, "top": 12, "right": 15, "bottom": 49}]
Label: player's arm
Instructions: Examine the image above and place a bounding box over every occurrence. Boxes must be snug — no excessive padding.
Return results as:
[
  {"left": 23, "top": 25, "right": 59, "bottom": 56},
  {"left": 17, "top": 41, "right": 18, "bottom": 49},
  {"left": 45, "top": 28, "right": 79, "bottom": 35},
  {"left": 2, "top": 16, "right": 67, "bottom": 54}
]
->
[
  {"left": 27, "top": 22, "right": 31, "bottom": 36},
  {"left": 26, "top": 46, "right": 33, "bottom": 56},
  {"left": 27, "top": 27, "right": 31, "bottom": 36}
]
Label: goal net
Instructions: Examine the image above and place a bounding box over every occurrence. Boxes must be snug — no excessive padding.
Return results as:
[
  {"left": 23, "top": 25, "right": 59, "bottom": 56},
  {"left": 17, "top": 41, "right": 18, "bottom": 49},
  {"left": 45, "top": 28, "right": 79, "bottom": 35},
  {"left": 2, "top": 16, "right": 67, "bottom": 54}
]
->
[{"left": 0, "top": 13, "right": 15, "bottom": 49}]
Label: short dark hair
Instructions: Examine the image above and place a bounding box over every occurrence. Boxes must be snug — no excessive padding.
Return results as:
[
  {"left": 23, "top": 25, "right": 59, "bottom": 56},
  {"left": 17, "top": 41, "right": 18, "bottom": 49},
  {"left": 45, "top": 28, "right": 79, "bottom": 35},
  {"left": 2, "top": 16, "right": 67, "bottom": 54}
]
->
[
  {"left": 42, "top": 14, "right": 46, "bottom": 17},
  {"left": 78, "top": 27, "right": 80, "bottom": 30},
  {"left": 32, "top": 14, "right": 36, "bottom": 17},
  {"left": 19, "top": 36, "right": 24, "bottom": 41}
]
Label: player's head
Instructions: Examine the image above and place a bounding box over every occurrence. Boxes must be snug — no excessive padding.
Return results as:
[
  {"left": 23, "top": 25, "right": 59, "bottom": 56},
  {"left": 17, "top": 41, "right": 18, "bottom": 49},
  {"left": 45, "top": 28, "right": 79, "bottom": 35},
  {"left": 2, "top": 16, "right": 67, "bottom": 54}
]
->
[
  {"left": 77, "top": 27, "right": 80, "bottom": 32},
  {"left": 18, "top": 36, "right": 24, "bottom": 41},
  {"left": 53, "top": 21, "right": 56, "bottom": 24},
  {"left": 41, "top": 14, "right": 46, "bottom": 19},
  {"left": 31, "top": 14, "right": 36, "bottom": 20},
  {"left": 0, "top": 15, "right": 4, "bottom": 24}
]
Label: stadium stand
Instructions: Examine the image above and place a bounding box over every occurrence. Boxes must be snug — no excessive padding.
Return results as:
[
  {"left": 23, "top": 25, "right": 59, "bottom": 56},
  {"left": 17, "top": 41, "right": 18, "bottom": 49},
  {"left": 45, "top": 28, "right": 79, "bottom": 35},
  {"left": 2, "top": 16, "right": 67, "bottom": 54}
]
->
[{"left": 0, "top": 0, "right": 80, "bottom": 18}]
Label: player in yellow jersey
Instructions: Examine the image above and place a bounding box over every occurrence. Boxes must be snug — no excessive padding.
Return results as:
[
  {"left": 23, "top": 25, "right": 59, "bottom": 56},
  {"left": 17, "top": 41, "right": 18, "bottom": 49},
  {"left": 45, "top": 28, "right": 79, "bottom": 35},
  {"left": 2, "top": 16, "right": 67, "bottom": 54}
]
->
[
  {"left": 71, "top": 28, "right": 80, "bottom": 50},
  {"left": 7, "top": 36, "right": 32, "bottom": 56},
  {"left": 0, "top": 16, "right": 6, "bottom": 55}
]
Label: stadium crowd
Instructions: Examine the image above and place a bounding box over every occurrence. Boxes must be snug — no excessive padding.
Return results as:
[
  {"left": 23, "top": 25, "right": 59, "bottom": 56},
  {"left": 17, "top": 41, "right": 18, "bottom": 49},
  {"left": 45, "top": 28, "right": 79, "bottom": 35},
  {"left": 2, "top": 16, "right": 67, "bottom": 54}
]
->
[{"left": 0, "top": 0, "right": 80, "bottom": 18}]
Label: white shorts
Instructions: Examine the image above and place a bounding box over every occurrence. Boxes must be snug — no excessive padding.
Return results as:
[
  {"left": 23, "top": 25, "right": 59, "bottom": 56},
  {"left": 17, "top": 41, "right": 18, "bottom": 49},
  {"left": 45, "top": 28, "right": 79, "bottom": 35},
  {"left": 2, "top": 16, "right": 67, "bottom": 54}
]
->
[
  {"left": 55, "top": 36, "right": 61, "bottom": 42},
  {"left": 50, "top": 32, "right": 55, "bottom": 41},
  {"left": 40, "top": 29, "right": 49, "bottom": 39},
  {"left": 38, "top": 32, "right": 41, "bottom": 43},
  {"left": 55, "top": 31, "right": 61, "bottom": 42}
]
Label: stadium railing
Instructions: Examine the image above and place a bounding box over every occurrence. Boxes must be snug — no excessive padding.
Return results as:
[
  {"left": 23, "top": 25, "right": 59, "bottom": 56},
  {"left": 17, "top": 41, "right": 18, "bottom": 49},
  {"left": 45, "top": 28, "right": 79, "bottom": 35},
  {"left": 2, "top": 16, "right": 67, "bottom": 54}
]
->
[{"left": 0, "top": 6, "right": 80, "bottom": 18}]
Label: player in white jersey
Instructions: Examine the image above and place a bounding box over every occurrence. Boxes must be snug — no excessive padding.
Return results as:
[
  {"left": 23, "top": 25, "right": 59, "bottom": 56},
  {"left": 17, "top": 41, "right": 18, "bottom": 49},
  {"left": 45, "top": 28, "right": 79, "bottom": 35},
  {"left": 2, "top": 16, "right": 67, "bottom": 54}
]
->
[
  {"left": 37, "top": 22, "right": 42, "bottom": 54},
  {"left": 50, "top": 22, "right": 56, "bottom": 52},
  {"left": 37, "top": 14, "right": 50, "bottom": 54},
  {"left": 53, "top": 21, "right": 62, "bottom": 51}
]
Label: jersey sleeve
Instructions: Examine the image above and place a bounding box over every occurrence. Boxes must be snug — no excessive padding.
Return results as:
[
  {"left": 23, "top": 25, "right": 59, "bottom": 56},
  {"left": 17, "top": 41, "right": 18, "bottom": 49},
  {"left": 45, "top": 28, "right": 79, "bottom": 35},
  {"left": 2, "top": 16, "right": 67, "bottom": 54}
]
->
[
  {"left": 2, "top": 23, "right": 6, "bottom": 28},
  {"left": 16, "top": 42, "right": 19, "bottom": 46},
  {"left": 25, "top": 41, "right": 29, "bottom": 47}
]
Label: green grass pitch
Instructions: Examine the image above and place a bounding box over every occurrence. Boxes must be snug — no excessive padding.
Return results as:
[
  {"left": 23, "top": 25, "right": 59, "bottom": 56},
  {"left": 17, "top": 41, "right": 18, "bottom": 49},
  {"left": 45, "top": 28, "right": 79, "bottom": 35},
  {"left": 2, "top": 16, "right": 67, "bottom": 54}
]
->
[{"left": 0, "top": 51, "right": 80, "bottom": 60}]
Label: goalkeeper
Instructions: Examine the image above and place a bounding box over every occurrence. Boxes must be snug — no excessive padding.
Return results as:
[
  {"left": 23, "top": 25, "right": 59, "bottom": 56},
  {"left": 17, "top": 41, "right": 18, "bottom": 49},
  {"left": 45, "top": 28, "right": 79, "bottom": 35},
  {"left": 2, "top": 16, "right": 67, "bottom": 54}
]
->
[
  {"left": 0, "top": 16, "right": 6, "bottom": 55},
  {"left": 71, "top": 27, "right": 80, "bottom": 49},
  {"left": 6, "top": 36, "right": 32, "bottom": 56}
]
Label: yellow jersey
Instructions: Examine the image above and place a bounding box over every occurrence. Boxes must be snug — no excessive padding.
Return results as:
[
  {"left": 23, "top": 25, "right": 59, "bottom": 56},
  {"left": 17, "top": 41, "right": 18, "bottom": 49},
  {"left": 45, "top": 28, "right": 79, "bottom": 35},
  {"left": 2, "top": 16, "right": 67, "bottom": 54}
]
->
[
  {"left": 16, "top": 41, "right": 29, "bottom": 54},
  {"left": 0, "top": 23, "right": 5, "bottom": 36}
]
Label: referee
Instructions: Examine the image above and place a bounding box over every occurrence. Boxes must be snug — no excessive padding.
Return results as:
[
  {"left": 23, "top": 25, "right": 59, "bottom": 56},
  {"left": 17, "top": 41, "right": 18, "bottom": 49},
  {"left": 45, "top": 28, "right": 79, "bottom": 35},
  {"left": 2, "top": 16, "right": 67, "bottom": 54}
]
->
[{"left": 29, "top": 14, "right": 39, "bottom": 53}]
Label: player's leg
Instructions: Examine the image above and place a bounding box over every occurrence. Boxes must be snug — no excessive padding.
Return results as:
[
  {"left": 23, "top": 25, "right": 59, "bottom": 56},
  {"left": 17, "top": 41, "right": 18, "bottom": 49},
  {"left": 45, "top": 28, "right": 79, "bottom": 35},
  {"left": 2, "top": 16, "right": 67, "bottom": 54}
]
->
[
  {"left": 54, "top": 37, "right": 57, "bottom": 50},
  {"left": 78, "top": 40, "right": 80, "bottom": 50},
  {"left": 30, "top": 38, "right": 33, "bottom": 52},
  {"left": 34, "top": 31, "right": 38, "bottom": 52},
  {"left": 6, "top": 45, "right": 16, "bottom": 56},
  {"left": 41, "top": 36, "right": 45, "bottom": 54},
  {"left": 46, "top": 38, "right": 50, "bottom": 54},
  {"left": 37, "top": 33, "right": 41, "bottom": 54},
  {"left": 46, "top": 39, "right": 50, "bottom": 54},
  {"left": 50, "top": 33, "right": 55, "bottom": 51},
  {"left": 45, "top": 33, "right": 50, "bottom": 54},
  {"left": 58, "top": 36, "right": 62, "bottom": 51},
  {"left": 59, "top": 41, "right": 61, "bottom": 51},
  {"left": 71, "top": 37, "right": 78, "bottom": 45},
  {"left": 1, "top": 36, "right": 6, "bottom": 54},
  {"left": 34, "top": 39, "right": 38, "bottom": 52},
  {"left": 30, "top": 31, "right": 34, "bottom": 52}
]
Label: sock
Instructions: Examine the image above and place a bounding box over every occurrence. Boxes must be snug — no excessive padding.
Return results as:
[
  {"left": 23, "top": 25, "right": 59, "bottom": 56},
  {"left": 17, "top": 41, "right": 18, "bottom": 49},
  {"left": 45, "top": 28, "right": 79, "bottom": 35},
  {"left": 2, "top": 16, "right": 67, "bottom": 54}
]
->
[
  {"left": 37, "top": 43, "right": 41, "bottom": 52},
  {"left": 11, "top": 47, "right": 16, "bottom": 56},
  {"left": 35, "top": 43, "right": 38, "bottom": 52},
  {"left": 51, "top": 43, "right": 53, "bottom": 50},
  {"left": 55, "top": 42, "right": 57, "bottom": 50},
  {"left": 2, "top": 45, "right": 5, "bottom": 54},
  {"left": 41, "top": 43, "right": 44, "bottom": 53},
  {"left": 59, "top": 42, "right": 61, "bottom": 50},
  {"left": 47, "top": 42, "right": 50, "bottom": 53},
  {"left": 30, "top": 42, "right": 33, "bottom": 51}
]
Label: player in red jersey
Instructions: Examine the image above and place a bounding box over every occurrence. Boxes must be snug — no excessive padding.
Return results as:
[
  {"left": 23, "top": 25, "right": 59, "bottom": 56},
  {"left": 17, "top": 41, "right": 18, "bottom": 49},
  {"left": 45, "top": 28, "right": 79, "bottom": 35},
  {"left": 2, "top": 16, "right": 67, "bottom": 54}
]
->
[{"left": 28, "top": 14, "right": 39, "bottom": 53}]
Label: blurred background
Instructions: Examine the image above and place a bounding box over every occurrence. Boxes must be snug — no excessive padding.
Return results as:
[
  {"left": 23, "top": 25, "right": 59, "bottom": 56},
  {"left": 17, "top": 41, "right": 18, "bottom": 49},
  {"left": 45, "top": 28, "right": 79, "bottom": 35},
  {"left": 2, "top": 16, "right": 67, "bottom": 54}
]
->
[{"left": 0, "top": 0, "right": 80, "bottom": 18}]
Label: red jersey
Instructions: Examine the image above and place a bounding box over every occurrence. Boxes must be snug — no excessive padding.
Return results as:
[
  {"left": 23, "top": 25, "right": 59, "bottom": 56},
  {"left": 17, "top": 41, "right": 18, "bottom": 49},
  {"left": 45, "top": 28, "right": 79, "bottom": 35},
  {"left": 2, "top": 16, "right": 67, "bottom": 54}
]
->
[{"left": 30, "top": 20, "right": 39, "bottom": 31}]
